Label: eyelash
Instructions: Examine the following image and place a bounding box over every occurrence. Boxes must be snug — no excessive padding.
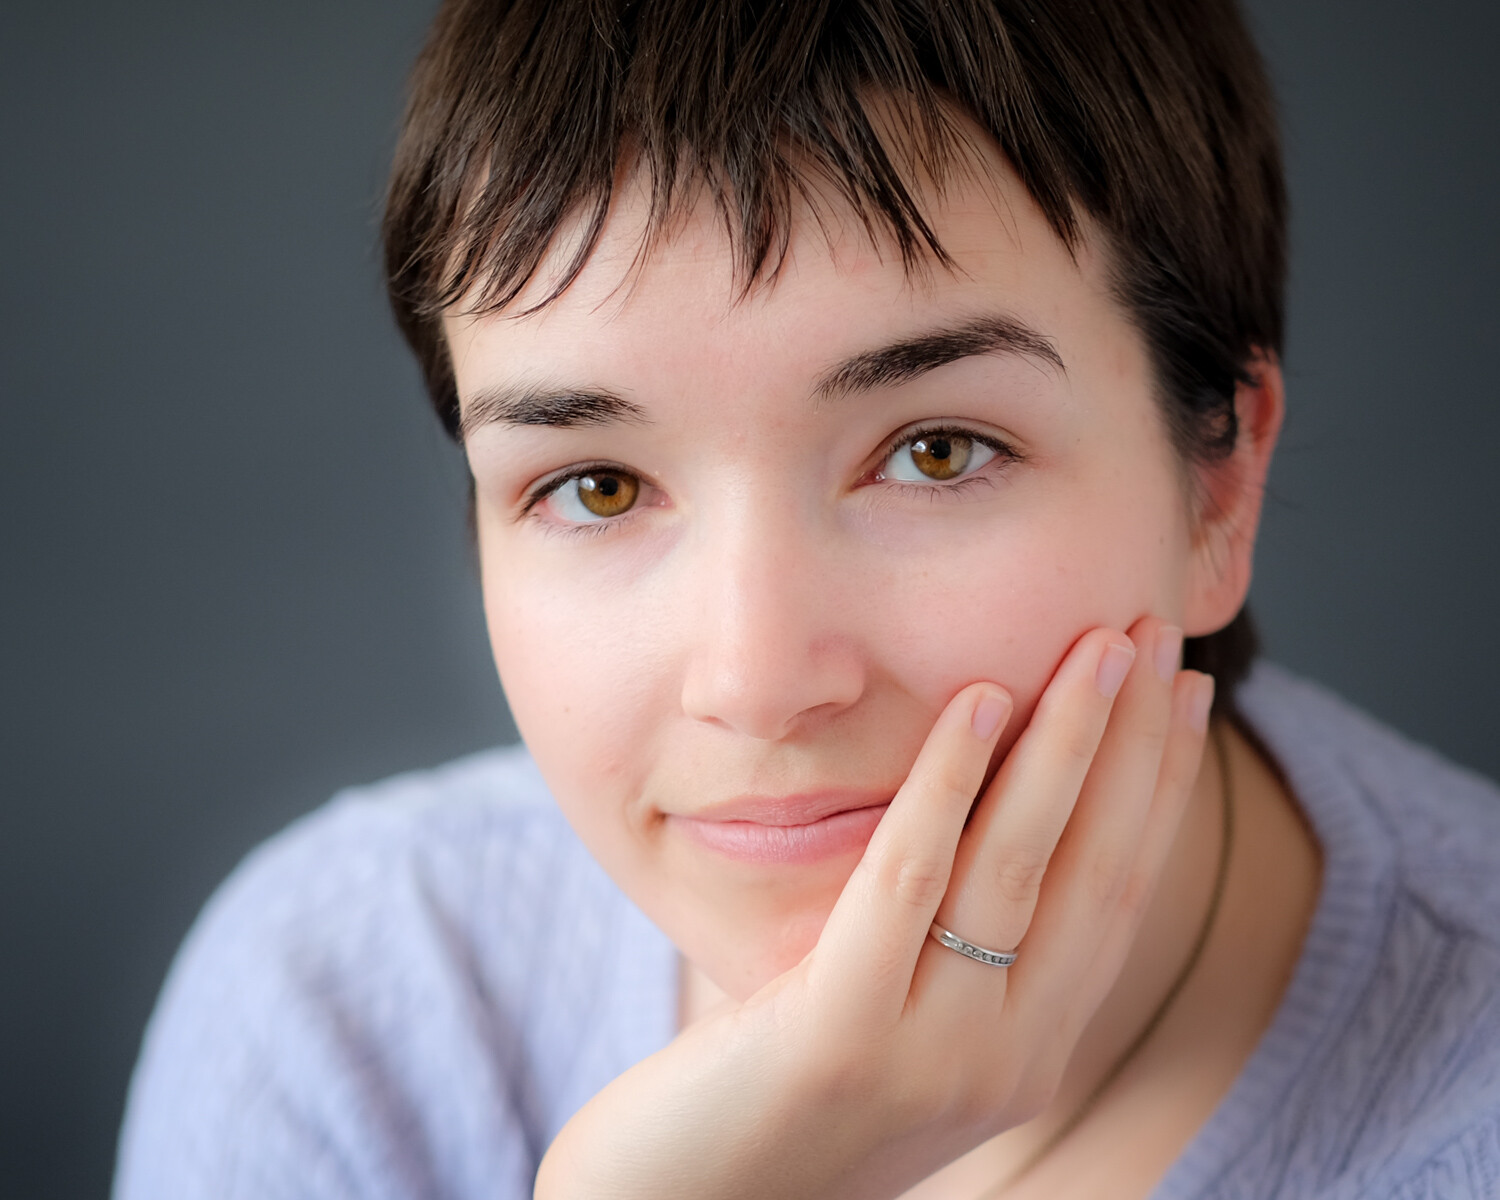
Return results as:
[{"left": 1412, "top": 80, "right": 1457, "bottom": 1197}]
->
[
  {"left": 519, "top": 461, "right": 641, "bottom": 530},
  {"left": 871, "top": 423, "right": 1018, "bottom": 484},
  {"left": 519, "top": 424, "right": 1019, "bottom": 536}
]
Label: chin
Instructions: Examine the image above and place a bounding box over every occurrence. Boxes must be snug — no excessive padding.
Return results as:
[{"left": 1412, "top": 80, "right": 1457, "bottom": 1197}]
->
[{"left": 700, "top": 903, "right": 834, "bottom": 1000}]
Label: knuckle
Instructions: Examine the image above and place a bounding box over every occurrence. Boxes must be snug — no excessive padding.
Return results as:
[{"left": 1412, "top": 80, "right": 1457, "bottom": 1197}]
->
[
  {"left": 1036, "top": 679, "right": 1103, "bottom": 737},
  {"left": 887, "top": 851, "right": 951, "bottom": 912},
  {"left": 1159, "top": 734, "right": 1205, "bottom": 792},
  {"left": 1058, "top": 719, "right": 1104, "bottom": 768},
  {"left": 1113, "top": 866, "right": 1154, "bottom": 923},
  {"left": 1084, "top": 847, "right": 1135, "bottom": 910},
  {"left": 1113, "top": 709, "right": 1172, "bottom": 750},
  {"left": 929, "top": 758, "right": 982, "bottom": 810},
  {"left": 992, "top": 844, "right": 1050, "bottom": 908}
]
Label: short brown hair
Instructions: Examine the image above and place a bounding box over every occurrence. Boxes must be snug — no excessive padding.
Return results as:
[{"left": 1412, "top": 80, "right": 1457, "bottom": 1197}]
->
[{"left": 382, "top": 0, "right": 1285, "bottom": 706}]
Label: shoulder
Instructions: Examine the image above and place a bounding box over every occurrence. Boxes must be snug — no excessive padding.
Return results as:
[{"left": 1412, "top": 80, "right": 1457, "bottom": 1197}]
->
[
  {"left": 114, "top": 744, "right": 677, "bottom": 1200},
  {"left": 150, "top": 744, "right": 615, "bottom": 1053},
  {"left": 1238, "top": 662, "right": 1500, "bottom": 935},
  {"left": 177, "top": 743, "right": 594, "bottom": 983},
  {"left": 1181, "top": 665, "right": 1500, "bottom": 1200}
]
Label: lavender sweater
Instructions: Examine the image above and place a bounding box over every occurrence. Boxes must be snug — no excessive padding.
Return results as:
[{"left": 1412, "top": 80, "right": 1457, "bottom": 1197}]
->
[{"left": 114, "top": 665, "right": 1500, "bottom": 1198}]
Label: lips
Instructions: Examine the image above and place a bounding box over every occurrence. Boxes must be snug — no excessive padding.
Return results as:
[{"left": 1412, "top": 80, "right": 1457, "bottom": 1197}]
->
[{"left": 669, "top": 791, "right": 891, "bottom": 864}]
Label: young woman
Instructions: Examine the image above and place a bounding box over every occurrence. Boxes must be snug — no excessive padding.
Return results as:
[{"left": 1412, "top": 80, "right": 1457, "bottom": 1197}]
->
[{"left": 115, "top": 2, "right": 1500, "bottom": 1197}]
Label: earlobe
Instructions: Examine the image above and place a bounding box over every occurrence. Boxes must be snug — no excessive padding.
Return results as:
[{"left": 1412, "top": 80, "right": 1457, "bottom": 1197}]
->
[{"left": 1182, "top": 352, "right": 1286, "bottom": 637}]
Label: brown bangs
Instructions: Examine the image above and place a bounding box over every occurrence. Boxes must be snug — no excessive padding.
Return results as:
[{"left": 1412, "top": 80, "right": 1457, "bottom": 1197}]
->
[{"left": 382, "top": 0, "right": 1285, "bottom": 705}]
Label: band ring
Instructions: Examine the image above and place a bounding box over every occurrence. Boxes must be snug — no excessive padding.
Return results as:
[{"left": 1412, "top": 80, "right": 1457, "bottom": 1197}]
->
[{"left": 928, "top": 922, "right": 1018, "bottom": 967}]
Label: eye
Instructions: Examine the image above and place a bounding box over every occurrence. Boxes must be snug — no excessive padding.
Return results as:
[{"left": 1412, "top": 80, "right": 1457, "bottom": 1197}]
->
[
  {"left": 542, "top": 469, "right": 641, "bottom": 522},
  {"left": 881, "top": 430, "right": 997, "bottom": 483}
]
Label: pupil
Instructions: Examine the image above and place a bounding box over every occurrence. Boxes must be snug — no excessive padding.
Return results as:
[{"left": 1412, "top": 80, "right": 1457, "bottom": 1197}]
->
[
  {"left": 574, "top": 470, "right": 639, "bottom": 518},
  {"left": 927, "top": 437, "right": 951, "bottom": 460}
]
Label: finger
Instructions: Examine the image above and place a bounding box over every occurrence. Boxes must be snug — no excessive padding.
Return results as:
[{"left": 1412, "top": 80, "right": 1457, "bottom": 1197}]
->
[
  {"left": 996, "top": 670, "right": 1213, "bottom": 1119},
  {"left": 1002, "top": 619, "right": 1179, "bottom": 972},
  {"left": 1018, "top": 668, "right": 1213, "bottom": 1028},
  {"left": 812, "top": 681, "right": 1013, "bottom": 1024},
  {"left": 915, "top": 628, "right": 1137, "bottom": 997},
  {"left": 1107, "top": 671, "right": 1216, "bottom": 944},
  {"left": 1064, "top": 671, "right": 1216, "bottom": 1022}
]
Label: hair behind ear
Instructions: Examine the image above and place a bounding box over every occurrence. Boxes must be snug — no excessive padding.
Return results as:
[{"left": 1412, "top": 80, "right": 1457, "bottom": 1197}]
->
[
  {"left": 1181, "top": 349, "right": 1283, "bottom": 712},
  {"left": 1184, "top": 608, "right": 1258, "bottom": 715}
]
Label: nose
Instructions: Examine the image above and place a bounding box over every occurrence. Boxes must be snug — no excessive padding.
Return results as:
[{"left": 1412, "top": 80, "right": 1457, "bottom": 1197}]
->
[{"left": 678, "top": 510, "right": 866, "bottom": 741}]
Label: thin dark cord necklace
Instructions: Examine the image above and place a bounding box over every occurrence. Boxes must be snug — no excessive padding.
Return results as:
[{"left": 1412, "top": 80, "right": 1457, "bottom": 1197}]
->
[{"left": 975, "top": 719, "right": 1237, "bottom": 1199}]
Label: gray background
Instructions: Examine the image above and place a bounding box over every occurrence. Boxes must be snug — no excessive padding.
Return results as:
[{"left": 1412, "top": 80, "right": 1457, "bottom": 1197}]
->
[{"left": 1, "top": 2, "right": 1495, "bottom": 1196}]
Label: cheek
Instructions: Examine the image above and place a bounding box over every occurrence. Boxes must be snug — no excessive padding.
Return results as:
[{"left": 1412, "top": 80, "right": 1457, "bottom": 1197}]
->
[
  {"left": 865, "top": 491, "right": 1188, "bottom": 731},
  {"left": 479, "top": 542, "right": 670, "bottom": 834}
]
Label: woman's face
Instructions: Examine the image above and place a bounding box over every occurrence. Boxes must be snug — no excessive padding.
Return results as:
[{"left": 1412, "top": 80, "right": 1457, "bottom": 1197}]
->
[{"left": 446, "top": 156, "right": 1243, "bottom": 999}]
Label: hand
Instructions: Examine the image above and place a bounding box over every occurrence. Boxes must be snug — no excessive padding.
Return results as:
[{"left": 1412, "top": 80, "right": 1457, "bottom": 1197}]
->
[{"left": 534, "top": 618, "right": 1214, "bottom": 1200}]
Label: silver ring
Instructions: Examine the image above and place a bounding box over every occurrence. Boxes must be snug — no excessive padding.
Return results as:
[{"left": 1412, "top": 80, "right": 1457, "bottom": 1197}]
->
[{"left": 928, "top": 922, "right": 1018, "bottom": 967}]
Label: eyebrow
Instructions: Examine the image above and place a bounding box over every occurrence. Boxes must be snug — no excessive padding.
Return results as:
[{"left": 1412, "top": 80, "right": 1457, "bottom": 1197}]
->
[
  {"left": 458, "top": 385, "right": 649, "bottom": 441},
  {"left": 459, "top": 312, "right": 1062, "bottom": 438},
  {"left": 813, "top": 313, "right": 1065, "bottom": 404}
]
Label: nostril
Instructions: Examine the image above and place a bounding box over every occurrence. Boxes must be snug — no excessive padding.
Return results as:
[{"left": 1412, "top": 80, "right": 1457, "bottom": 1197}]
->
[{"left": 680, "top": 644, "right": 865, "bottom": 741}]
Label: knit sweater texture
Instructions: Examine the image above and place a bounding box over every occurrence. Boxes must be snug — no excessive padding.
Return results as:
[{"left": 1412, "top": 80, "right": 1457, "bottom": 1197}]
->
[{"left": 114, "top": 664, "right": 1500, "bottom": 1198}]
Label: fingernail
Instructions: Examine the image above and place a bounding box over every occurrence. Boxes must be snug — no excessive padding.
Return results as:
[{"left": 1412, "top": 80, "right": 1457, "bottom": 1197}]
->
[
  {"left": 971, "top": 689, "right": 1009, "bottom": 740},
  {"left": 1154, "top": 626, "right": 1184, "bottom": 683},
  {"left": 1189, "top": 674, "right": 1216, "bottom": 732},
  {"left": 1096, "top": 642, "right": 1136, "bottom": 699}
]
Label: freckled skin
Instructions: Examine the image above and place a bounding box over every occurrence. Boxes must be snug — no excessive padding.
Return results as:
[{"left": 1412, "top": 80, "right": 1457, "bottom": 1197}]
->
[{"left": 447, "top": 155, "right": 1226, "bottom": 1002}]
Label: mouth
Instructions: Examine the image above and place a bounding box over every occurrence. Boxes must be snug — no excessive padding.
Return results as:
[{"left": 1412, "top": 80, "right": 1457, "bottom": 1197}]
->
[{"left": 668, "top": 791, "right": 891, "bottom": 865}]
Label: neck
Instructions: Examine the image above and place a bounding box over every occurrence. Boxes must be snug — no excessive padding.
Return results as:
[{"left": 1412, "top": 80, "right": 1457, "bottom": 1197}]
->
[
  {"left": 931, "top": 717, "right": 1321, "bottom": 1199},
  {"left": 677, "top": 716, "right": 1322, "bottom": 1200}
]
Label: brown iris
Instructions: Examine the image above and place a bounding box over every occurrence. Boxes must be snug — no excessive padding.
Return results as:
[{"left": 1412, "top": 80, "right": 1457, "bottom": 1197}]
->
[
  {"left": 576, "top": 471, "right": 639, "bottom": 518},
  {"left": 909, "top": 434, "right": 973, "bottom": 480}
]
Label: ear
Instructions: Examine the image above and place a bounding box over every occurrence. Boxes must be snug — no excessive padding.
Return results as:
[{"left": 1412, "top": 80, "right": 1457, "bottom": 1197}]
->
[{"left": 1181, "top": 351, "right": 1285, "bottom": 637}]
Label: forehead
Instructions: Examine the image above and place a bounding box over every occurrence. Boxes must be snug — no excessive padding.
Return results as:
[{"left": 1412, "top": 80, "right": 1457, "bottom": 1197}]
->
[{"left": 441, "top": 151, "right": 1125, "bottom": 402}]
